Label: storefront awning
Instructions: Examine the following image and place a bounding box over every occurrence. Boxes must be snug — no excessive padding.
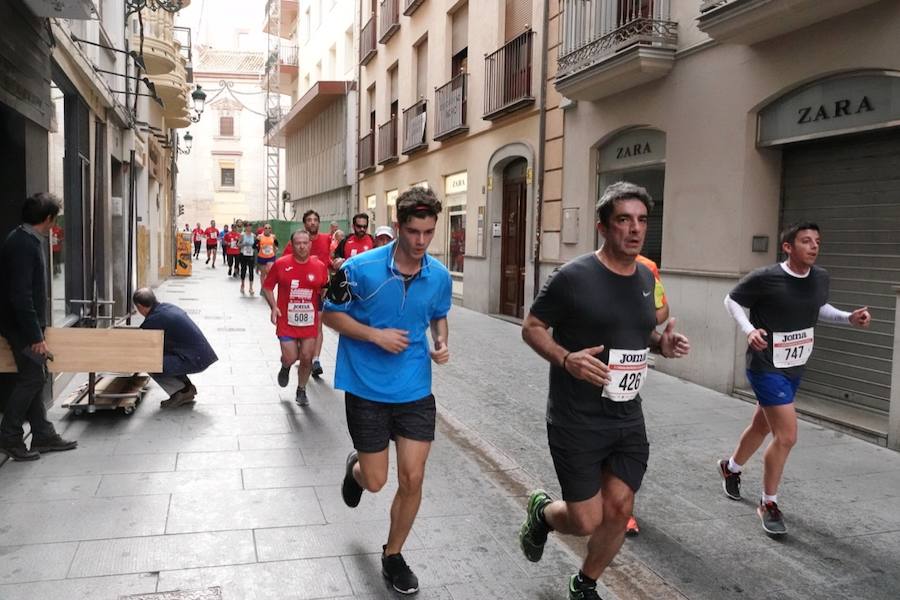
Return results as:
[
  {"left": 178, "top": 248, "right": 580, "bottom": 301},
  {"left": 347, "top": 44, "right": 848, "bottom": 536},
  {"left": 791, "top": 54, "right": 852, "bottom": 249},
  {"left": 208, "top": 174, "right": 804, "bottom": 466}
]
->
[{"left": 265, "top": 80, "right": 355, "bottom": 147}]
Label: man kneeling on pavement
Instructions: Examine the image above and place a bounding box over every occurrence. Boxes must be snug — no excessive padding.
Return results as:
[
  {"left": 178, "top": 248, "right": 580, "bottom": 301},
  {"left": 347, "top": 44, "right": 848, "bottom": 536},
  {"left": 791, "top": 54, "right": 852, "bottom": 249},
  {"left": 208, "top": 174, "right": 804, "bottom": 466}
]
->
[{"left": 133, "top": 288, "right": 217, "bottom": 408}]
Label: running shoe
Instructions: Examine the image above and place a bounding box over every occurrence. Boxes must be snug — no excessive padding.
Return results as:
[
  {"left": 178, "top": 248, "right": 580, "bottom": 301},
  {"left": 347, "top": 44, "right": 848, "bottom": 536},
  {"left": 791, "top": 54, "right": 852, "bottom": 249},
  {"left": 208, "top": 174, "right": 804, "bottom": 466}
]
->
[
  {"left": 717, "top": 459, "right": 742, "bottom": 500},
  {"left": 277, "top": 365, "right": 290, "bottom": 388},
  {"left": 757, "top": 501, "right": 787, "bottom": 535},
  {"left": 311, "top": 360, "right": 324, "bottom": 378},
  {"left": 519, "top": 489, "right": 552, "bottom": 562},
  {"left": 341, "top": 451, "right": 363, "bottom": 507},
  {"left": 568, "top": 574, "right": 602, "bottom": 600},
  {"left": 625, "top": 515, "right": 640, "bottom": 536},
  {"left": 382, "top": 546, "right": 419, "bottom": 595},
  {"left": 295, "top": 387, "right": 309, "bottom": 407}
]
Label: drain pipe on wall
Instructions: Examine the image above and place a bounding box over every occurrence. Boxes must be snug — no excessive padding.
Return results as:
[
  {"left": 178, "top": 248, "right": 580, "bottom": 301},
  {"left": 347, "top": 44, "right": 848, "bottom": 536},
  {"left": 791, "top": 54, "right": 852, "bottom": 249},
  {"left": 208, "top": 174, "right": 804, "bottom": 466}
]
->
[{"left": 533, "top": 0, "right": 551, "bottom": 299}]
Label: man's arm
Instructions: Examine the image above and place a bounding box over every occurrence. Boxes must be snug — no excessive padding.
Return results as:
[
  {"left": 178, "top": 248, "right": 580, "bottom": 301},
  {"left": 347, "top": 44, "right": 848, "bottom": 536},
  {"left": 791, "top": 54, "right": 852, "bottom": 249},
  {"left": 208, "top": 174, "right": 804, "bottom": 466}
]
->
[
  {"left": 8, "top": 245, "right": 44, "bottom": 346},
  {"left": 522, "top": 313, "right": 609, "bottom": 387},
  {"left": 429, "top": 317, "right": 449, "bottom": 364},
  {"left": 322, "top": 311, "right": 409, "bottom": 354},
  {"left": 261, "top": 288, "right": 281, "bottom": 326}
]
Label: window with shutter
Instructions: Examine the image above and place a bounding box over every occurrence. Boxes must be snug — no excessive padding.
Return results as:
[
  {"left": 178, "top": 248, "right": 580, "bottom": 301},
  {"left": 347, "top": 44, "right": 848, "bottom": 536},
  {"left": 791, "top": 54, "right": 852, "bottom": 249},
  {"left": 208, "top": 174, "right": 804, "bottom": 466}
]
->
[
  {"left": 504, "top": 0, "right": 530, "bottom": 42},
  {"left": 219, "top": 116, "right": 234, "bottom": 137}
]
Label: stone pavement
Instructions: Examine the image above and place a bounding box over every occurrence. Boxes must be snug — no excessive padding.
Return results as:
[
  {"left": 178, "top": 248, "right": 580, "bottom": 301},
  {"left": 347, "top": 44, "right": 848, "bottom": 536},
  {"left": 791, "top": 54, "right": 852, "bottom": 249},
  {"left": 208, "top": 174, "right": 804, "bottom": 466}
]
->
[{"left": 1, "top": 262, "right": 900, "bottom": 599}]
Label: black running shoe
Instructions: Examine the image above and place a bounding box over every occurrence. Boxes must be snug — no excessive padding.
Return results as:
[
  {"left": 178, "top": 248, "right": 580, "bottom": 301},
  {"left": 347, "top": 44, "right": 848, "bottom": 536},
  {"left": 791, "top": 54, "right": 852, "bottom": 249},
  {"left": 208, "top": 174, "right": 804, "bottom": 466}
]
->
[
  {"left": 341, "top": 451, "right": 363, "bottom": 507},
  {"left": 382, "top": 546, "right": 419, "bottom": 595},
  {"left": 295, "top": 387, "right": 309, "bottom": 407},
  {"left": 311, "top": 360, "right": 324, "bottom": 378},
  {"left": 277, "top": 365, "right": 290, "bottom": 388},
  {"left": 757, "top": 500, "right": 787, "bottom": 535},
  {"left": 568, "top": 574, "right": 602, "bottom": 600},
  {"left": 717, "top": 459, "right": 742, "bottom": 500},
  {"left": 519, "top": 489, "right": 552, "bottom": 562}
]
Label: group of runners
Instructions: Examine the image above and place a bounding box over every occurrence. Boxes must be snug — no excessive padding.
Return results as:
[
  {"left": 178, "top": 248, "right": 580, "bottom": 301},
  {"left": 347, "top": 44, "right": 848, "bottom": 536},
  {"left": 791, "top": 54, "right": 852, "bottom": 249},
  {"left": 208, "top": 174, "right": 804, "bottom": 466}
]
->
[{"left": 189, "top": 178, "right": 869, "bottom": 599}]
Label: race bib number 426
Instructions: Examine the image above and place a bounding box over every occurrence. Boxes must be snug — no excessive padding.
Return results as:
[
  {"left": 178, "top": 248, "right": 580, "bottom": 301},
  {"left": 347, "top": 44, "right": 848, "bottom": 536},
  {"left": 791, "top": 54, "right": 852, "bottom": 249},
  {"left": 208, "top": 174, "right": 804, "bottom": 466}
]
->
[
  {"left": 602, "top": 348, "right": 649, "bottom": 402},
  {"left": 772, "top": 327, "right": 814, "bottom": 369}
]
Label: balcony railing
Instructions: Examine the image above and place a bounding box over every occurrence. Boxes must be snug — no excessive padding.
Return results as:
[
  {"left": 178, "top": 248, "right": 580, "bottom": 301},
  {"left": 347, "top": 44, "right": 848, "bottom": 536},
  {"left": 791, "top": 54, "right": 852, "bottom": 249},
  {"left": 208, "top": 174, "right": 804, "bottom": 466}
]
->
[
  {"left": 700, "top": 0, "right": 728, "bottom": 9},
  {"left": 402, "top": 100, "right": 428, "bottom": 155},
  {"left": 403, "top": 0, "right": 425, "bottom": 16},
  {"left": 379, "top": 0, "right": 400, "bottom": 44},
  {"left": 359, "top": 132, "right": 376, "bottom": 172},
  {"left": 265, "top": 45, "right": 299, "bottom": 72},
  {"left": 377, "top": 117, "right": 399, "bottom": 164},
  {"left": 483, "top": 30, "right": 535, "bottom": 120},
  {"left": 557, "top": 0, "right": 678, "bottom": 81},
  {"left": 360, "top": 16, "right": 377, "bottom": 65},
  {"left": 434, "top": 73, "right": 468, "bottom": 141}
]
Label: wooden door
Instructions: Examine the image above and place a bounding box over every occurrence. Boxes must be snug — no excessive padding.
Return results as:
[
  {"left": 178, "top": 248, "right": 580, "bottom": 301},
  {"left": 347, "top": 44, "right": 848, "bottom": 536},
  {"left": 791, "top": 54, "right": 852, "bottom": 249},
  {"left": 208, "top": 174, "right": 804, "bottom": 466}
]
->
[{"left": 500, "top": 172, "right": 527, "bottom": 318}]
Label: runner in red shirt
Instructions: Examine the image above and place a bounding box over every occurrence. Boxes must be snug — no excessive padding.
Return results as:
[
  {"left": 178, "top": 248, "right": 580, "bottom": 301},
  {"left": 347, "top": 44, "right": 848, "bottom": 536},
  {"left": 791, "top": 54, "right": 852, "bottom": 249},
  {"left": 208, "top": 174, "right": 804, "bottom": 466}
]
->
[
  {"left": 300, "top": 209, "right": 330, "bottom": 379},
  {"left": 192, "top": 223, "right": 204, "bottom": 258},
  {"left": 262, "top": 230, "right": 329, "bottom": 406},
  {"left": 204, "top": 220, "right": 220, "bottom": 268},
  {"left": 224, "top": 227, "right": 241, "bottom": 277},
  {"left": 333, "top": 212, "right": 375, "bottom": 270}
]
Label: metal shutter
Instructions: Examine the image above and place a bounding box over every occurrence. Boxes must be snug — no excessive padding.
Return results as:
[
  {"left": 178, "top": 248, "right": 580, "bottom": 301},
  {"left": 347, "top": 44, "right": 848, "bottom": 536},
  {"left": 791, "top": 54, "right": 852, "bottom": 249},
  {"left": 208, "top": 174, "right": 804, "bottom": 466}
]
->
[
  {"left": 780, "top": 130, "right": 900, "bottom": 413},
  {"left": 504, "top": 0, "right": 531, "bottom": 41}
]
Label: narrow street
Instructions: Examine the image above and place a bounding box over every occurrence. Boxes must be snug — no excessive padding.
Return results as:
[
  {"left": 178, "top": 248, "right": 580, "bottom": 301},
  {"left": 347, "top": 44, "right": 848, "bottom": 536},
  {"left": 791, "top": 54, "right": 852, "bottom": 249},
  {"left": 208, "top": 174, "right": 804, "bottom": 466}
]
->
[{"left": 1, "top": 266, "right": 899, "bottom": 599}]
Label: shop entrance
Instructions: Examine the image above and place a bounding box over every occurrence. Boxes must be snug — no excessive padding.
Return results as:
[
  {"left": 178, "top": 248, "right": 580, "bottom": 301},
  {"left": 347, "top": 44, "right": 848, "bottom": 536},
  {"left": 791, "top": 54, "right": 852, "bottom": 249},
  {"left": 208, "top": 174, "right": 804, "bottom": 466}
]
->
[{"left": 500, "top": 158, "right": 527, "bottom": 318}]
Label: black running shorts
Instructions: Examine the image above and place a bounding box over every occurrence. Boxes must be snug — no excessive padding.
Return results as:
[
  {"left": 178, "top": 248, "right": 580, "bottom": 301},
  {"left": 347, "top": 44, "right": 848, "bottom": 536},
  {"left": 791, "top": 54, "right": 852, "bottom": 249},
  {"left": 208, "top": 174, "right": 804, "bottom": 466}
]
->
[
  {"left": 345, "top": 392, "right": 436, "bottom": 453},
  {"left": 547, "top": 421, "right": 649, "bottom": 502}
]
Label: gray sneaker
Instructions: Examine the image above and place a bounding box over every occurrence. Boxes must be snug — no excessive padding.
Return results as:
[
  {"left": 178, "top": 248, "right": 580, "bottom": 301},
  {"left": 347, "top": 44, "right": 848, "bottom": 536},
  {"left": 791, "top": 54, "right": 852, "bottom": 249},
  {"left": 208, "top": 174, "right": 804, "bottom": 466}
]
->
[
  {"left": 295, "top": 387, "right": 309, "bottom": 407},
  {"left": 757, "top": 501, "right": 787, "bottom": 535}
]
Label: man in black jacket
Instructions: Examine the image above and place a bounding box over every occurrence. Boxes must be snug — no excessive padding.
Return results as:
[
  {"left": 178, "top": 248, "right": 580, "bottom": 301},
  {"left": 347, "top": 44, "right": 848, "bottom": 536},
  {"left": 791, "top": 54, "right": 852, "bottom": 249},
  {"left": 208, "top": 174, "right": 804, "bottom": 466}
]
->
[
  {"left": 134, "top": 288, "right": 218, "bottom": 408},
  {"left": 0, "top": 193, "right": 77, "bottom": 461}
]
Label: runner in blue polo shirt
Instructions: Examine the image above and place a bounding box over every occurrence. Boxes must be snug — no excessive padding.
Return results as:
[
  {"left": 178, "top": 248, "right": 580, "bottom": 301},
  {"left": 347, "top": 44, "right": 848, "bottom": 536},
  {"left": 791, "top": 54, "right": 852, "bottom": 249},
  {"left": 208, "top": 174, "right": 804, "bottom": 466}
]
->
[{"left": 323, "top": 186, "right": 451, "bottom": 595}]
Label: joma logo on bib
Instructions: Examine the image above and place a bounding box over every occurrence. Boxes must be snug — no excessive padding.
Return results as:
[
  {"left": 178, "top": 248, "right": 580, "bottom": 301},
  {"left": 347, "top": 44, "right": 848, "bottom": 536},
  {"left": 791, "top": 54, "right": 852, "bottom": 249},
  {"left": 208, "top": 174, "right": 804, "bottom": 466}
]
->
[
  {"left": 620, "top": 353, "right": 645, "bottom": 363},
  {"left": 781, "top": 331, "right": 808, "bottom": 342}
]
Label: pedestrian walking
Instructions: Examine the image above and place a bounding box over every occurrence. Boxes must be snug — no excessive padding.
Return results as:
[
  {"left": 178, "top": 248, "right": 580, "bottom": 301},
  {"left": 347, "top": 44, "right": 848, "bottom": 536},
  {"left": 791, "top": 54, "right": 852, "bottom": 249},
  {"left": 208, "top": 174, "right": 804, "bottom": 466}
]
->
[
  {"left": 519, "top": 181, "right": 690, "bottom": 600},
  {"left": 323, "top": 186, "right": 451, "bottom": 595},
  {"left": 262, "top": 230, "right": 329, "bottom": 406},
  {"left": 134, "top": 288, "right": 218, "bottom": 409},
  {"left": 718, "top": 222, "right": 870, "bottom": 535},
  {"left": 0, "top": 193, "right": 77, "bottom": 461}
]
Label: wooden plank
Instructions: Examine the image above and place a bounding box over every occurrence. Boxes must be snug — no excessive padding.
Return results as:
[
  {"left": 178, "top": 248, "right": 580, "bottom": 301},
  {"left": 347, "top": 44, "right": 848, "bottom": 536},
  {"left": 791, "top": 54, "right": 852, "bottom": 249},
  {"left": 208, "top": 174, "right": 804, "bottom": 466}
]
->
[{"left": 0, "top": 328, "right": 163, "bottom": 374}]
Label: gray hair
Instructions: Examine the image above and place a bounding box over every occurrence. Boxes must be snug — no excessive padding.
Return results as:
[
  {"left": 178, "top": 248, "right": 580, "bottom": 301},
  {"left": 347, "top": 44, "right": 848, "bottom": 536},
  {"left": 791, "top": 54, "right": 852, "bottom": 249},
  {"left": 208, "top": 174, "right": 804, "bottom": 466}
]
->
[
  {"left": 132, "top": 287, "right": 158, "bottom": 309},
  {"left": 596, "top": 181, "right": 654, "bottom": 226}
]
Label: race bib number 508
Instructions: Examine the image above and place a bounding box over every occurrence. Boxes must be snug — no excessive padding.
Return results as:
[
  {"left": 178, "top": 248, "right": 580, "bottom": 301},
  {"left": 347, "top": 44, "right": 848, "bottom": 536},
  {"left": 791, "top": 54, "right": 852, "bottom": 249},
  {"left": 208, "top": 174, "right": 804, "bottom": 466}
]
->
[{"left": 602, "top": 348, "right": 649, "bottom": 402}]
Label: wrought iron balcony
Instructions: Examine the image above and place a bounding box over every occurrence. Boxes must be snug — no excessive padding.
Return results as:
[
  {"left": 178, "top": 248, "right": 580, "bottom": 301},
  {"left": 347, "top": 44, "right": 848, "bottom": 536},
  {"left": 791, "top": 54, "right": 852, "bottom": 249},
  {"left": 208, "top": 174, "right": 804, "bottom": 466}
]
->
[
  {"left": 697, "top": 0, "right": 881, "bottom": 45},
  {"left": 359, "top": 132, "right": 376, "bottom": 172},
  {"left": 483, "top": 30, "right": 535, "bottom": 121},
  {"left": 379, "top": 0, "right": 400, "bottom": 44},
  {"left": 402, "top": 100, "right": 428, "bottom": 155},
  {"left": 378, "top": 116, "right": 399, "bottom": 164},
  {"left": 556, "top": 0, "right": 678, "bottom": 101},
  {"left": 265, "top": 45, "right": 299, "bottom": 72},
  {"left": 360, "top": 15, "right": 377, "bottom": 65},
  {"left": 403, "top": 0, "right": 425, "bottom": 17},
  {"left": 434, "top": 73, "right": 468, "bottom": 141}
]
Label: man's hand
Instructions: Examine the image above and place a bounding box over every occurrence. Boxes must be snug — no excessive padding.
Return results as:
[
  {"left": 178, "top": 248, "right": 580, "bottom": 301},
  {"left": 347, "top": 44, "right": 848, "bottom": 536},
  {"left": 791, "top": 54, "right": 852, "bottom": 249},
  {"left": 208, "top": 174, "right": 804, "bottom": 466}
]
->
[
  {"left": 270, "top": 307, "right": 281, "bottom": 326},
  {"left": 850, "top": 306, "right": 871, "bottom": 328},
  {"left": 564, "top": 345, "right": 609, "bottom": 387},
  {"left": 372, "top": 328, "right": 409, "bottom": 354},
  {"left": 30, "top": 341, "right": 50, "bottom": 357},
  {"left": 430, "top": 335, "right": 449, "bottom": 365},
  {"left": 747, "top": 328, "right": 768, "bottom": 351},
  {"left": 659, "top": 318, "right": 690, "bottom": 359}
]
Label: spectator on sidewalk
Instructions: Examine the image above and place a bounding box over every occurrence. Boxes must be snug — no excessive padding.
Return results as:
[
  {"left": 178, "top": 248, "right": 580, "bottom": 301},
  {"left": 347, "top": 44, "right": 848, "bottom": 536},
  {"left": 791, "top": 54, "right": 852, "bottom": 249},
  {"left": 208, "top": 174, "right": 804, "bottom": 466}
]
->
[
  {"left": 0, "top": 193, "right": 78, "bottom": 461},
  {"left": 133, "top": 288, "right": 218, "bottom": 409}
]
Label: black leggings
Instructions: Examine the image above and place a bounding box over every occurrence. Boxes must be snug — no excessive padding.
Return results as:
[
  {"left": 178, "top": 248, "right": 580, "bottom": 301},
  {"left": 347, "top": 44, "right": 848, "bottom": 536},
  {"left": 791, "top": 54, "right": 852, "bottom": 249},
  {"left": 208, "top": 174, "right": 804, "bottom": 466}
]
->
[
  {"left": 193, "top": 241, "right": 201, "bottom": 257},
  {"left": 226, "top": 254, "right": 237, "bottom": 271},
  {"left": 239, "top": 255, "right": 255, "bottom": 282}
]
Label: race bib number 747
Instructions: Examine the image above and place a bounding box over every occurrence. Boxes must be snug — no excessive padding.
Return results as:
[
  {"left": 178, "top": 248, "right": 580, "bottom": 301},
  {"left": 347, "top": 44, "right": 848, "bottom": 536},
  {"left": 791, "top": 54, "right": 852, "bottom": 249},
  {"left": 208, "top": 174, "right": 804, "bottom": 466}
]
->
[
  {"left": 602, "top": 348, "right": 649, "bottom": 402},
  {"left": 772, "top": 327, "right": 814, "bottom": 369}
]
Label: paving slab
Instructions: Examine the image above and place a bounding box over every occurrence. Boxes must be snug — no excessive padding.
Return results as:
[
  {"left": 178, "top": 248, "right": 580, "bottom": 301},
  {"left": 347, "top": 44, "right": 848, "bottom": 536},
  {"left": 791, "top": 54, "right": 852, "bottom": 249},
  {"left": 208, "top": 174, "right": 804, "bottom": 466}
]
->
[
  {"left": 0, "top": 541, "right": 78, "bottom": 584},
  {"left": 0, "top": 573, "right": 158, "bottom": 600},
  {"left": 96, "top": 469, "right": 244, "bottom": 497}
]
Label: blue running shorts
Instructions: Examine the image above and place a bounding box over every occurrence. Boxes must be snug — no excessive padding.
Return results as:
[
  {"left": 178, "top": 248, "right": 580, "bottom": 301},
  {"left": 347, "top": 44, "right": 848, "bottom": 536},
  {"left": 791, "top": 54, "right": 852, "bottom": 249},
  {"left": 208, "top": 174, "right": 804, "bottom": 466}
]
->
[{"left": 746, "top": 370, "right": 802, "bottom": 406}]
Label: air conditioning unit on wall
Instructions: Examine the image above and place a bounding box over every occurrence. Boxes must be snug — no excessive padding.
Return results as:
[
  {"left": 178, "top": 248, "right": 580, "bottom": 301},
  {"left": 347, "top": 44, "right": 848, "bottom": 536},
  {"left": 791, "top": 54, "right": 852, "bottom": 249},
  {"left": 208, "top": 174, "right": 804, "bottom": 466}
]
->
[{"left": 23, "top": 0, "right": 96, "bottom": 19}]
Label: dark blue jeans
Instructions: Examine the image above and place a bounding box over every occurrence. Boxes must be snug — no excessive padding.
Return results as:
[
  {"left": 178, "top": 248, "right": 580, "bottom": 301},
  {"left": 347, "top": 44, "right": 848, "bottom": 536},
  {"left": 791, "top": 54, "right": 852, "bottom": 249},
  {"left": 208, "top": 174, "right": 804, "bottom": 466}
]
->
[{"left": 0, "top": 340, "right": 56, "bottom": 446}]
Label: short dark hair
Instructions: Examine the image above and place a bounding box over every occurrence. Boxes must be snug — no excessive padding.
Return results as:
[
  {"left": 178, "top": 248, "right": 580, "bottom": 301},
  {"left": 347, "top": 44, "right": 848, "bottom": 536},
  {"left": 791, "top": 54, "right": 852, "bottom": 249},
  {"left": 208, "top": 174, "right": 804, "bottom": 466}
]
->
[
  {"left": 132, "top": 287, "right": 158, "bottom": 309},
  {"left": 781, "top": 222, "right": 820, "bottom": 246},
  {"left": 595, "top": 181, "right": 653, "bottom": 226},
  {"left": 290, "top": 229, "right": 311, "bottom": 243},
  {"left": 352, "top": 212, "right": 369, "bottom": 225},
  {"left": 302, "top": 210, "right": 320, "bottom": 223},
  {"left": 22, "top": 193, "right": 61, "bottom": 225},
  {"left": 397, "top": 186, "right": 441, "bottom": 225}
]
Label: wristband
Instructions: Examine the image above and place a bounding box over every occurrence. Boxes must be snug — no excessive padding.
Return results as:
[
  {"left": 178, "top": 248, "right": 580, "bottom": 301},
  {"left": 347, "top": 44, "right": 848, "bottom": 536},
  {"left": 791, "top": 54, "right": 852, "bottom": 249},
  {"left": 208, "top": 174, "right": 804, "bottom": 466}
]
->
[{"left": 562, "top": 352, "right": 571, "bottom": 369}]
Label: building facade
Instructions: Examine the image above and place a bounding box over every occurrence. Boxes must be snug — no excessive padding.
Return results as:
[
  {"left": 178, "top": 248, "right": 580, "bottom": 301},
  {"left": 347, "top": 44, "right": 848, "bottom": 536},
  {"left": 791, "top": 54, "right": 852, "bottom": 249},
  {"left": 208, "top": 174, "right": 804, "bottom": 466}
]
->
[
  {"left": 354, "top": 0, "right": 550, "bottom": 314},
  {"left": 552, "top": 0, "right": 900, "bottom": 447}
]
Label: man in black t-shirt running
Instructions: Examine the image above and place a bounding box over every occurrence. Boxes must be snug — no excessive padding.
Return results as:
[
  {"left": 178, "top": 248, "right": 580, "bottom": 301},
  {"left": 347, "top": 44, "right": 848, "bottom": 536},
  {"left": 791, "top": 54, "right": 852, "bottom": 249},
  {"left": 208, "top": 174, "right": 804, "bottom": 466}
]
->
[
  {"left": 719, "top": 223, "right": 870, "bottom": 535},
  {"left": 520, "top": 182, "right": 690, "bottom": 600}
]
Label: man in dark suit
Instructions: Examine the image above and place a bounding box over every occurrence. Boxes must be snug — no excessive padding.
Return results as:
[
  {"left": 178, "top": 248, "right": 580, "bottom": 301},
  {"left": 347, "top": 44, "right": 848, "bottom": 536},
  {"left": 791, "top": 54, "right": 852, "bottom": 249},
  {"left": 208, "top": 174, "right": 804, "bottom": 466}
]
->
[
  {"left": 133, "top": 288, "right": 218, "bottom": 408},
  {"left": 0, "top": 193, "right": 77, "bottom": 461}
]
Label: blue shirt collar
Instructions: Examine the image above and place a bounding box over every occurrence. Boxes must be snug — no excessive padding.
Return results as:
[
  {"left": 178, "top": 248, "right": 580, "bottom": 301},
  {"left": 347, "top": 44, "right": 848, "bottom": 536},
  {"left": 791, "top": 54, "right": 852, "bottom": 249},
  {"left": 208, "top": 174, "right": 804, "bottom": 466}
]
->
[{"left": 386, "top": 241, "right": 432, "bottom": 279}]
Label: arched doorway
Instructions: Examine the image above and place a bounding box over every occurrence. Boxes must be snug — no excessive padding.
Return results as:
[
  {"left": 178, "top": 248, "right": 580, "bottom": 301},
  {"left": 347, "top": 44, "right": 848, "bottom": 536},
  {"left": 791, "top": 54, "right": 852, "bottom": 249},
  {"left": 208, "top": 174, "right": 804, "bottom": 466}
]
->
[
  {"left": 596, "top": 128, "right": 666, "bottom": 266},
  {"left": 501, "top": 158, "right": 528, "bottom": 318}
]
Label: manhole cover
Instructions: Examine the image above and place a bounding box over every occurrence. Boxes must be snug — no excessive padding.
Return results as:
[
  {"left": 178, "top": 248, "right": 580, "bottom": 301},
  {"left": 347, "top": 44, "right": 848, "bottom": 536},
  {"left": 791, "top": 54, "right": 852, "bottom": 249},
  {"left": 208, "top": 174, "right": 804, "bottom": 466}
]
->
[{"left": 119, "top": 587, "right": 221, "bottom": 600}]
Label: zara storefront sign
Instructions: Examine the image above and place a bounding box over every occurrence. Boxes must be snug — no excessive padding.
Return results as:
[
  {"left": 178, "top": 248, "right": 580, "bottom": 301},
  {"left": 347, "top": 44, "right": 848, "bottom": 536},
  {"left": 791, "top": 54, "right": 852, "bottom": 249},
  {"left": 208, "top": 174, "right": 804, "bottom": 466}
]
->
[
  {"left": 599, "top": 128, "right": 666, "bottom": 171},
  {"left": 758, "top": 72, "right": 900, "bottom": 146}
]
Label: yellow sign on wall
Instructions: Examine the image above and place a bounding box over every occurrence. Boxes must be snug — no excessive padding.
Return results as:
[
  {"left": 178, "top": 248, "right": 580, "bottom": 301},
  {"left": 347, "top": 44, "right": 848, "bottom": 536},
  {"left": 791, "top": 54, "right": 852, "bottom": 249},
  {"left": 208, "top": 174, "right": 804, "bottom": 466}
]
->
[{"left": 175, "top": 232, "right": 192, "bottom": 276}]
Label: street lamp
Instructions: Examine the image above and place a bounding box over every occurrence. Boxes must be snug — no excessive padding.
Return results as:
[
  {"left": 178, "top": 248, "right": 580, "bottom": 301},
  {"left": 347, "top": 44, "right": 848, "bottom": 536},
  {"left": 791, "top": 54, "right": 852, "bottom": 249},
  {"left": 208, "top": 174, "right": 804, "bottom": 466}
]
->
[
  {"left": 189, "top": 85, "right": 207, "bottom": 123},
  {"left": 183, "top": 131, "right": 193, "bottom": 153}
]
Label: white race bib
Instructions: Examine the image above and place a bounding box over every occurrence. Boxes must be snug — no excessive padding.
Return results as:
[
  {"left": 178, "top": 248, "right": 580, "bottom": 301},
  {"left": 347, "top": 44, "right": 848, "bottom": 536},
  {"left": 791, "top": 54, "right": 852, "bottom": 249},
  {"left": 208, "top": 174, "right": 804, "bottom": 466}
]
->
[
  {"left": 772, "top": 327, "right": 814, "bottom": 368},
  {"left": 603, "top": 348, "right": 649, "bottom": 402},
  {"left": 287, "top": 302, "right": 315, "bottom": 327}
]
